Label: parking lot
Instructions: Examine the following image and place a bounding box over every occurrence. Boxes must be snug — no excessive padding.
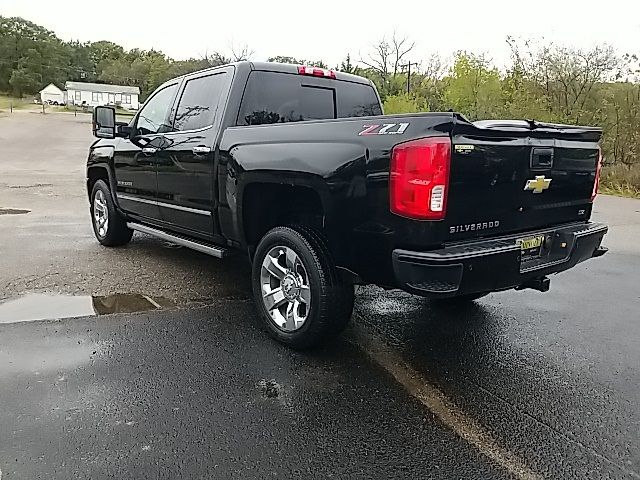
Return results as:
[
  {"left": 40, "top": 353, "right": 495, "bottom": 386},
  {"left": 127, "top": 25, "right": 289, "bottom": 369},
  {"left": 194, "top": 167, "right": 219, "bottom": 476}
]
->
[{"left": 1, "top": 111, "right": 639, "bottom": 479}]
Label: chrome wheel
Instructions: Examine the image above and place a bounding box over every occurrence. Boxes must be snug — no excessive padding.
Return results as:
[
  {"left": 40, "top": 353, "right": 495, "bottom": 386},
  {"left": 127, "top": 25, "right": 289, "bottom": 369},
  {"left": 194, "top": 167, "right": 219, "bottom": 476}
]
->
[
  {"left": 93, "top": 190, "right": 109, "bottom": 238},
  {"left": 260, "top": 245, "right": 311, "bottom": 331}
]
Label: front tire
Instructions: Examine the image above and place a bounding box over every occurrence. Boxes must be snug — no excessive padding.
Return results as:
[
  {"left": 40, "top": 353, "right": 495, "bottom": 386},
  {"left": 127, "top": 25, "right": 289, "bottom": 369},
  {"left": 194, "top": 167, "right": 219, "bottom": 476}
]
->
[
  {"left": 90, "top": 180, "right": 133, "bottom": 247},
  {"left": 252, "top": 226, "right": 354, "bottom": 349}
]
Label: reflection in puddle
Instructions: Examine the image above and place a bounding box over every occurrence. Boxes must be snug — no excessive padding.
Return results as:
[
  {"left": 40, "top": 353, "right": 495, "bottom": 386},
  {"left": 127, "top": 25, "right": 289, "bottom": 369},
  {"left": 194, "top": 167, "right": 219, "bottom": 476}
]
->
[
  {"left": 0, "top": 207, "right": 30, "bottom": 215},
  {"left": 0, "top": 332, "right": 101, "bottom": 377},
  {"left": 0, "top": 293, "right": 174, "bottom": 324}
]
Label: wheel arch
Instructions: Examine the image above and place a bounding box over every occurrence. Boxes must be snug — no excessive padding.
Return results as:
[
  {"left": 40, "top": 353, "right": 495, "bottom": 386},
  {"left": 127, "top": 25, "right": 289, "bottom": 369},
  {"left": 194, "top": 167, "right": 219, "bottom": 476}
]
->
[
  {"left": 240, "top": 179, "right": 330, "bottom": 255},
  {"left": 87, "top": 144, "right": 119, "bottom": 207}
]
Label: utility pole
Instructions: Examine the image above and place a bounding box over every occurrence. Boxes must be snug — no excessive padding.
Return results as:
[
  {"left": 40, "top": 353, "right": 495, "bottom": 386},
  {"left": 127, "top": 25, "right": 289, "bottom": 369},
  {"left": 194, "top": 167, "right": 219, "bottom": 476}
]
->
[{"left": 401, "top": 62, "right": 419, "bottom": 94}]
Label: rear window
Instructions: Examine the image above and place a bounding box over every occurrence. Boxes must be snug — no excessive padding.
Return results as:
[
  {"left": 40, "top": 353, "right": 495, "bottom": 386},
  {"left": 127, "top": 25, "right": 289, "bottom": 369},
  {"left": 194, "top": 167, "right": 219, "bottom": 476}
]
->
[
  {"left": 237, "top": 71, "right": 381, "bottom": 126},
  {"left": 336, "top": 81, "right": 382, "bottom": 118}
]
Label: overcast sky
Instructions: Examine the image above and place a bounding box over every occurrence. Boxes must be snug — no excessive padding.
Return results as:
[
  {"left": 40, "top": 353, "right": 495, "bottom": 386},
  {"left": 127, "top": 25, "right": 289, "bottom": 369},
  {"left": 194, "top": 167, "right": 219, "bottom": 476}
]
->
[{"left": 2, "top": 0, "right": 640, "bottom": 68}]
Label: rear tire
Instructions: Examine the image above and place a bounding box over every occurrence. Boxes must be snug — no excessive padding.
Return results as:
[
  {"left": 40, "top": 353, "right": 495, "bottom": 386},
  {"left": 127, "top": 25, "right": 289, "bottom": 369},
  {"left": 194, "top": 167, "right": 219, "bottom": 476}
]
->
[
  {"left": 90, "top": 180, "right": 133, "bottom": 247},
  {"left": 252, "top": 226, "right": 354, "bottom": 349}
]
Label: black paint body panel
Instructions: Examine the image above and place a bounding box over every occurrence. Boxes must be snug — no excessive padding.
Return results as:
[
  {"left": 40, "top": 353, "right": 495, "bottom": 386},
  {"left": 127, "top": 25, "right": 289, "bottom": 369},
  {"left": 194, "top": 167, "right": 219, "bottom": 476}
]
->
[{"left": 86, "top": 61, "right": 606, "bottom": 293}]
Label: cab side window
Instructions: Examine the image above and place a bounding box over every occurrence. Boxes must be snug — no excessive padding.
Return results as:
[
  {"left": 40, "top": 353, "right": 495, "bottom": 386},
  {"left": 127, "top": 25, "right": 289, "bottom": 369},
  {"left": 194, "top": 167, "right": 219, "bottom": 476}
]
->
[
  {"left": 136, "top": 83, "right": 178, "bottom": 135},
  {"left": 172, "top": 73, "right": 227, "bottom": 132}
]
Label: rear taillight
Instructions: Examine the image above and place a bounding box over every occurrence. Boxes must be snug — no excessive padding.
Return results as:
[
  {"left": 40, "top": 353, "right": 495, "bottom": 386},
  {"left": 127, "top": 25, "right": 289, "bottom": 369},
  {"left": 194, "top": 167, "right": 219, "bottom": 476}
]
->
[
  {"left": 592, "top": 147, "right": 602, "bottom": 202},
  {"left": 297, "top": 65, "right": 336, "bottom": 79},
  {"left": 389, "top": 137, "right": 451, "bottom": 220}
]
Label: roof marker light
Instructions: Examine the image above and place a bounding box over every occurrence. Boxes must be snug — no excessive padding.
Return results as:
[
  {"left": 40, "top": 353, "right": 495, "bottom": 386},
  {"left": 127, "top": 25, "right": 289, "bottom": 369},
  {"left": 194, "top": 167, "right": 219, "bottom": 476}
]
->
[{"left": 297, "top": 65, "right": 336, "bottom": 79}]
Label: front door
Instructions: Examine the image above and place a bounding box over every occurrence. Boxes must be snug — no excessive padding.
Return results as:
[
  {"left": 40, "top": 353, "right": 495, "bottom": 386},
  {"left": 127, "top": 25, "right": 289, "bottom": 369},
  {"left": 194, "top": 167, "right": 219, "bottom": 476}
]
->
[
  {"left": 114, "top": 82, "right": 179, "bottom": 221},
  {"left": 156, "top": 69, "right": 231, "bottom": 238}
]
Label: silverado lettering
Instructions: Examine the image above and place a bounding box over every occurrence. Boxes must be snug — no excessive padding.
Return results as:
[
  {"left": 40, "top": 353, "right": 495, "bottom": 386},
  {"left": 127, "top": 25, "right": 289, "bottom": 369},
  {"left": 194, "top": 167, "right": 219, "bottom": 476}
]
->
[
  {"left": 450, "top": 221, "right": 500, "bottom": 234},
  {"left": 86, "top": 61, "right": 608, "bottom": 349}
]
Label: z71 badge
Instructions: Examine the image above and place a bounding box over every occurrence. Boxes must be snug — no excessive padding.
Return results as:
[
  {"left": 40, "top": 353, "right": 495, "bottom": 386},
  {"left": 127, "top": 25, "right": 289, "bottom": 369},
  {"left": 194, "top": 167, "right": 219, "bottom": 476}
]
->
[{"left": 358, "top": 123, "right": 409, "bottom": 136}]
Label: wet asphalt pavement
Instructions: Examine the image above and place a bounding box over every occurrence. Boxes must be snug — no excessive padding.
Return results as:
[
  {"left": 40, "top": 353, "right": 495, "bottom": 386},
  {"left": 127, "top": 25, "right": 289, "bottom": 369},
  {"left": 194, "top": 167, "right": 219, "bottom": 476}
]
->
[
  {"left": 0, "top": 303, "right": 506, "bottom": 480},
  {"left": 1, "top": 112, "right": 639, "bottom": 479}
]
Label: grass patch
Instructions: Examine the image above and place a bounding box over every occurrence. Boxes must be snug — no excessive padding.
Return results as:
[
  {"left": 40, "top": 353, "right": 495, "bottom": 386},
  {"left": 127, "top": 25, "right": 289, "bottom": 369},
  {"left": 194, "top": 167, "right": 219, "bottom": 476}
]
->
[
  {"left": 0, "top": 94, "right": 33, "bottom": 111},
  {"left": 50, "top": 105, "right": 89, "bottom": 115},
  {"left": 52, "top": 104, "right": 135, "bottom": 116},
  {"left": 115, "top": 109, "right": 136, "bottom": 119},
  {"left": 600, "top": 164, "right": 640, "bottom": 199},
  {"left": 600, "top": 184, "right": 640, "bottom": 199}
]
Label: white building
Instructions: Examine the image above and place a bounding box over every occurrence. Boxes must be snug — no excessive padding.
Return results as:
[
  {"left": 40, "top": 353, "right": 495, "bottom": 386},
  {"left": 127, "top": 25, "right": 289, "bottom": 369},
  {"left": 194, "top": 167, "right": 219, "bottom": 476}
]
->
[
  {"left": 39, "top": 83, "right": 65, "bottom": 104},
  {"left": 65, "top": 81, "right": 140, "bottom": 109}
]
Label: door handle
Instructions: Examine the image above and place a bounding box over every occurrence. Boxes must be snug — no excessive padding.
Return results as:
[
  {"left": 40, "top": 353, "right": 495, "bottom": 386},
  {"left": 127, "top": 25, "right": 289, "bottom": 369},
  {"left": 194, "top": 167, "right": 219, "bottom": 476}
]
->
[
  {"left": 192, "top": 146, "right": 211, "bottom": 155},
  {"left": 142, "top": 147, "right": 157, "bottom": 155}
]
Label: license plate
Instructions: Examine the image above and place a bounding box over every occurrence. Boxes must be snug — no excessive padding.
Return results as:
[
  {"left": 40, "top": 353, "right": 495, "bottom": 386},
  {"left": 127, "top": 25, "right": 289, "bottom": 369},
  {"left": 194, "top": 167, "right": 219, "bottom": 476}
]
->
[{"left": 518, "top": 235, "right": 545, "bottom": 259}]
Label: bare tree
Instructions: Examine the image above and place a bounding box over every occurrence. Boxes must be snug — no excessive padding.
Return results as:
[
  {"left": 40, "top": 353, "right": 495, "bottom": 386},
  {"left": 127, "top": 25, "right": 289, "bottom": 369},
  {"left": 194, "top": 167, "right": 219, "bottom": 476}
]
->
[
  {"left": 418, "top": 53, "right": 447, "bottom": 110},
  {"left": 507, "top": 38, "right": 618, "bottom": 122},
  {"left": 391, "top": 32, "right": 415, "bottom": 76},
  {"left": 230, "top": 42, "right": 254, "bottom": 62},
  {"left": 207, "top": 52, "right": 231, "bottom": 67},
  {"left": 360, "top": 32, "right": 415, "bottom": 78},
  {"left": 360, "top": 37, "right": 392, "bottom": 78},
  {"left": 421, "top": 53, "right": 446, "bottom": 81}
]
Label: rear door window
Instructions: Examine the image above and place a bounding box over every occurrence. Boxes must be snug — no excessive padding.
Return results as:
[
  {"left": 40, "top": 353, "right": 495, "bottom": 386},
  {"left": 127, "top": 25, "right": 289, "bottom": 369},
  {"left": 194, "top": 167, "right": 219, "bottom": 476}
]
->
[
  {"left": 237, "top": 71, "right": 381, "bottom": 126},
  {"left": 172, "top": 72, "right": 227, "bottom": 132}
]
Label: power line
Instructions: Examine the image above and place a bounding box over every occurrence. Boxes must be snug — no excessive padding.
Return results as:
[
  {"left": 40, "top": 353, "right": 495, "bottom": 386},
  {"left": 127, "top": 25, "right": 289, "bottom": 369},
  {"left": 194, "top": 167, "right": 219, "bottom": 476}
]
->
[
  {"left": 401, "top": 62, "right": 419, "bottom": 94},
  {"left": 0, "top": 58, "right": 91, "bottom": 73},
  {"left": 0, "top": 59, "right": 146, "bottom": 85}
]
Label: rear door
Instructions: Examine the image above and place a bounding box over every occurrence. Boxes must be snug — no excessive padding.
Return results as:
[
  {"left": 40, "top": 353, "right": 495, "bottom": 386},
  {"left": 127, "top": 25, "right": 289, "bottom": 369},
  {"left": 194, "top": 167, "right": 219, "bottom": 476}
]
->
[
  {"left": 446, "top": 120, "right": 601, "bottom": 241},
  {"left": 156, "top": 67, "right": 232, "bottom": 238},
  {"left": 114, "top": 82, "right": 179, "bottom": 220}
]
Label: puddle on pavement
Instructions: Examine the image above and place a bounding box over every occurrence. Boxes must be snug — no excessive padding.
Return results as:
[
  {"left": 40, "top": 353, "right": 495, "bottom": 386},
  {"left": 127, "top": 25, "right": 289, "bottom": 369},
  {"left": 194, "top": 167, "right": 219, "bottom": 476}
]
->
[
  {"left": 0, "top": 293, "right": 175, "bottom": 324},
  {"left": 0, "top": 207, "right": 30, "bottom": 215}
]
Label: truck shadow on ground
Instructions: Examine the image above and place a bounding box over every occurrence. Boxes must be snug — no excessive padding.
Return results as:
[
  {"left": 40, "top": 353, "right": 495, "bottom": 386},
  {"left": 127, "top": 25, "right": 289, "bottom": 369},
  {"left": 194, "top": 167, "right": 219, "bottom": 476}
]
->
[{"left": 120, "top": 233, "right": 253, "bottom": 300}]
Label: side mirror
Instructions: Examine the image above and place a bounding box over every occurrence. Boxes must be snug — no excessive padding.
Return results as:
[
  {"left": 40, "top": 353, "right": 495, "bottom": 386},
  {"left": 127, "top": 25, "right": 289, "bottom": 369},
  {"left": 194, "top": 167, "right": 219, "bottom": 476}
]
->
[
  {"left": 116, "top": 123, "right": 133, "bottom": 138},
  {"left": 92, "top": 106, "right": 116, "bottom": 139}
]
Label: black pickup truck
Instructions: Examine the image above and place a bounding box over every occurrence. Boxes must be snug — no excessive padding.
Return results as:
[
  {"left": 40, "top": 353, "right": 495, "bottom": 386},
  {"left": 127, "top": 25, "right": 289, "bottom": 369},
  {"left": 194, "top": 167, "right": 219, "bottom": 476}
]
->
[{"left": 88, "top": 61, "right": 608, "bottom": 348}]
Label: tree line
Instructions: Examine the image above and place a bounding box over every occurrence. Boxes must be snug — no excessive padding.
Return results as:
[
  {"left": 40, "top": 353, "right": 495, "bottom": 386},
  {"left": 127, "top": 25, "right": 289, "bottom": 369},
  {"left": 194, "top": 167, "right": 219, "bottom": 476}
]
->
[
  {"left": 0, "top": 17, "right": 245, "bottom": 100},
  {"left": 356, "top": 34, "right": 639, "bottom": 192},
  {"left": 1, "top": 16, "right": 639, "bottom": 191}
]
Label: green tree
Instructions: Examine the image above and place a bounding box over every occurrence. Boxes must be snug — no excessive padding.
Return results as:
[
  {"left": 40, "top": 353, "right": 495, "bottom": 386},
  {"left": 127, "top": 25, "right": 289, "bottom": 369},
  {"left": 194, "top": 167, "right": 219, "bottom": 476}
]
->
[
  {"left": 443, "top": 52, "right": 503, "bottom": 120},
  {"left": 339, "top": 54, "right": 359, "bottom": 74},
  {"left": 9, "top": 67, "right": 39, "bottom": 96},
  {"left": 0, "top": 16, "right": 71, "bottom": 95},
  {"left": 66, "top": 40, "right": 96, "bottom": 82},
  {"left": 268, "top": 56, "right": 327, "bottom": 68},
  {"left": 383, "top": 94, "right": 425, "bottom": 114}
]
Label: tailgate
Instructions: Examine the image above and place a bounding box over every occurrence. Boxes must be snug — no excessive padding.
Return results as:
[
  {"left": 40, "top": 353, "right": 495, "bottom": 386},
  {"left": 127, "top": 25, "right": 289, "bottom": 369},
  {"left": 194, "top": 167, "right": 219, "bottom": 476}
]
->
[{"left": 446, "top": 119, "right": 601, "bottom": 241}]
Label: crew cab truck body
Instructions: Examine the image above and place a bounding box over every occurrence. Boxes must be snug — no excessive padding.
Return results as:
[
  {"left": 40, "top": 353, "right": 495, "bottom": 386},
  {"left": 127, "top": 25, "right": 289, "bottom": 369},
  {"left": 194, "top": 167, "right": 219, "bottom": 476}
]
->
[{"left": 88, "top": 61, "right": 608, "bottom": 348}]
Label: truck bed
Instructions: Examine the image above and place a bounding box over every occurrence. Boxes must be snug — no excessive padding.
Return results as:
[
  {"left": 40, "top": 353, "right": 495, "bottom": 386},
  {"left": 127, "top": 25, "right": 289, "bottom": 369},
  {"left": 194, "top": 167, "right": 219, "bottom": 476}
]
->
[{"left": 221, "top": 112, "right": 600, "bottom": 243}]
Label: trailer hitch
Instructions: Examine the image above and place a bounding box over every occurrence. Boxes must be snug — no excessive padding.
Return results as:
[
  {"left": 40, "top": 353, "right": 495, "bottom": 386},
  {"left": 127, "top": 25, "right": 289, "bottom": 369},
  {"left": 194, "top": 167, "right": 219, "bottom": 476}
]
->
[
  {"left": 516, "top": 276, "right": 551, "bottom": 293},
  {"left": 592, "top": 246, "right": 608, "bottom": 258}
]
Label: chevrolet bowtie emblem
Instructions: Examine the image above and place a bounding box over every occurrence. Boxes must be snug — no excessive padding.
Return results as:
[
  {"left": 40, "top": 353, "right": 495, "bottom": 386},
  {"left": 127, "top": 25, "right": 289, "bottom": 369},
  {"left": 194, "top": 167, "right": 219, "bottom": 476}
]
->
[{"left": 524, "top": 175, "right": 552, "bottom": 193}]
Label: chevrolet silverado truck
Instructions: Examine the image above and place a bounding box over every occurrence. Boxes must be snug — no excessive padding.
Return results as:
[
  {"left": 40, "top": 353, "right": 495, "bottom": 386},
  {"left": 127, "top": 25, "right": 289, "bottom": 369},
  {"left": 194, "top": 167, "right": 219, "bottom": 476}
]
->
[{"left": 87, "top": 61, "right": 608, "bottom": 348}]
